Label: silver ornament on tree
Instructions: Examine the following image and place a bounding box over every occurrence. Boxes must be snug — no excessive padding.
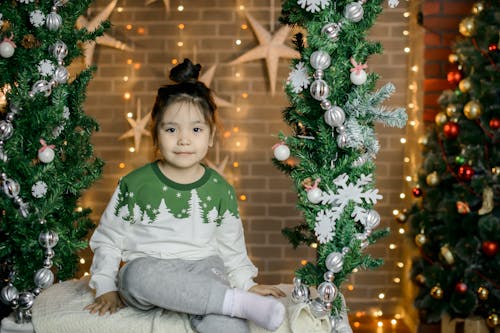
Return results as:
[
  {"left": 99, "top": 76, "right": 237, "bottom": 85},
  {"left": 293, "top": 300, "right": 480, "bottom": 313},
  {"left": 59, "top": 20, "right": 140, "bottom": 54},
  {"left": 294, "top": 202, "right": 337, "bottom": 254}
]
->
[
  {"left": 321, "top": 23, "right": 342, "bottom": 41},
  {"left": 0, "top": 284, "right": 19, "bottom": 305},
  {"left": 34, "top": 268, "right": 54, "bottom": 289},
  {"left": 291, "top": 277, "right": 310, "bottom": 304},
  {"left": 50, "top": 40, "right": 68, "bottom": 65},
  {"left": 45, "top": 11, "right": 62, "bottom": 31},
  {"left": 336, "top": 130, "right": 348, "bottom": 149},
  {"left": 362, "top": 209, "right": 380, "bottom": 230},
  {"left": 310, "top": 80, "right": 330, "bottom": 101},
  {"left": 0, "top": 36, "right": 16, "bottom": 58},
  {"left": 324, "top": 106, "right": 345, "bottom": 128},
  {"left": 39, "top": 230, "right": 59, "bottom": 249},
  {"left": 310, "top": 51, "right": 331, "bottom": 71},
  {"left": 52, "top": 66, "right": 69, "bottom": 84},
  {"left": 29, "top": 80, "right": 52, "bottom": 97},
  {"left": 344, "top": 2, "right": 364, "bottom": 23},
  {"left": 310, "top": 297, "right": 330, "bottom": 318},
  {"left": 272, "top": 142, "right": 290, "bottom": 161},
  {"left": 325, "top": 252, "right": 344, "bottom": 273},
  {"left": 317, "top": 281, "right": 338, "bottom": 303}
]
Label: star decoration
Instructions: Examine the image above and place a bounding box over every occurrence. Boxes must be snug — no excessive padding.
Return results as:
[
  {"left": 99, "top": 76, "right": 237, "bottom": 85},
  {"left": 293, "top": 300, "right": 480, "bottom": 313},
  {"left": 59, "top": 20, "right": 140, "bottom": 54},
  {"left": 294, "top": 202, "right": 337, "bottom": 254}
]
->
[
  {"left": 145, "top": 0, "right": 170, "bottom": 13},
  {"left": 118, "top": 99, "right": 151, "bottom": 152},
  {"left": 76, "top": 0, "right": 133, "bottom": 67},
  {"left": 199, "top": 65, "right": 233, "bottom": 108},
  {"left": 229, "top": 12, "right": 300, "bottom": 95}
]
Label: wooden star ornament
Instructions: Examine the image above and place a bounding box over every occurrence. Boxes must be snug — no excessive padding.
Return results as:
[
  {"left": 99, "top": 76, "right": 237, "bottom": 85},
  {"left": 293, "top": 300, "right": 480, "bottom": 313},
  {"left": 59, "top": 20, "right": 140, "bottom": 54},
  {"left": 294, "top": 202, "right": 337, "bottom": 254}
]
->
[
  {"left": 199, "top": 65, "right": 233, "bottom": 108},
  {"left": 145, "top": 0, "right": 170, "bottom": 13},
  {"left": 118, "top": 99, "right": 151, "bottom": 152},
  {"left": 230, "top": 12, "right": 300, "bottom": 95}
]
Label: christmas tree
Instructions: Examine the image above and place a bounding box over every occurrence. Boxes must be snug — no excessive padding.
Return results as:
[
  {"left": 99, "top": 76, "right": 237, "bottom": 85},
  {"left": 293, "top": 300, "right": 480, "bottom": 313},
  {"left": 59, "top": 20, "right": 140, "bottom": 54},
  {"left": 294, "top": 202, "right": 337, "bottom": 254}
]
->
[
  {"left": 406, "top": 0, "right": 500, "bottom": 327},
  {"left": 0, "top": 0, "right": 104, "bottom": 323},
  {"left": 275, "top": 0, "right": 407, "bottom": 327}
]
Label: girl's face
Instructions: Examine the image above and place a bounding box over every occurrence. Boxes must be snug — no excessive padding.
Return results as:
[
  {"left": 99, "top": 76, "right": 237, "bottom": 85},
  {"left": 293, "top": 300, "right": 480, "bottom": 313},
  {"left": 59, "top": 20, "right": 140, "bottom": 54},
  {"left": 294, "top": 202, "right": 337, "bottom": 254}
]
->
[{"left": 157, "top": 101, "right": 215, "bottom": 178}]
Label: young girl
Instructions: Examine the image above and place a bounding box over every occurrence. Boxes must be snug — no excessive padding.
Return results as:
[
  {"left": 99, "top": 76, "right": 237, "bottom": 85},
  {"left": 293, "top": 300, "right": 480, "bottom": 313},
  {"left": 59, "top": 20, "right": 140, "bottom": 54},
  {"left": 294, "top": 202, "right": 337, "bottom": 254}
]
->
[{"left": 85, "top": 59, "right": 286, "bottom": 333}]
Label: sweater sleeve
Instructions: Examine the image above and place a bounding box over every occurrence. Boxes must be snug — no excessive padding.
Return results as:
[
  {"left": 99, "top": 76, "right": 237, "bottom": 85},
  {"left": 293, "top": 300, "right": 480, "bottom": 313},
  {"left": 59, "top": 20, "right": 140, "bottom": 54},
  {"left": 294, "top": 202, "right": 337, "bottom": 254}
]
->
[
  {"left": 216, "top": 187, "right": 258, "bottom": 291},
  {"left": 88, "top": 184, "right": 129, "bottom": 297}
]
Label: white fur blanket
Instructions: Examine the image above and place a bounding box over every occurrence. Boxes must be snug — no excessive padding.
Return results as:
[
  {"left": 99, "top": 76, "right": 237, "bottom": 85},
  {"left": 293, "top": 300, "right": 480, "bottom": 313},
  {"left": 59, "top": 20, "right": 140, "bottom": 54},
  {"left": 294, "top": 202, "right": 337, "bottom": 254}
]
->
[{"left": 27, "top": 277, "right": 331, "bottom": 333}]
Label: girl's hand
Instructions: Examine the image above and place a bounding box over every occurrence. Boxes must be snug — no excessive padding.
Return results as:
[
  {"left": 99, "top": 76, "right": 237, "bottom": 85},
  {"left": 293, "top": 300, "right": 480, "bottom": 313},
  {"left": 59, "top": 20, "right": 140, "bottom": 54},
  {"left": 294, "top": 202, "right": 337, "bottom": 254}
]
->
[
  {"left": 84, "top": 291, "right": 125, "bottom": 316},
  {"left": 248, "top": 284, "right": 286, "bottom": 298}
]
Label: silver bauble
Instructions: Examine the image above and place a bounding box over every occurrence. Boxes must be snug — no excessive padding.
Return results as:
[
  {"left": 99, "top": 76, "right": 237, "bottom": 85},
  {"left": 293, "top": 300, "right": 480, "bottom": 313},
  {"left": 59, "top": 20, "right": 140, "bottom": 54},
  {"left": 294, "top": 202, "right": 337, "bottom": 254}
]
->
[
  {"left": 17, "top": 292, "right": 34, "bottom": 310},
  {"left": 291, "top": 285, "right": 310, "bottom": 304},
  {"left": 34, "top": 268, "right": 54, "bottom": 289},
  {"left": 0, "top": 41, "right": 15, "bottom": 58},
  {"left": 344, "top": 2, "right": 364, "bottom": 22},
  {"left": 310, "top": 80, "right": 330, "bottom": 101},
  {"left": 325, "top": 252, "right": 344, "bottom": 273},
  {"left": 2, "top": 178, "right": 20, "bottom": 198},
  {"left": 336, "top": 132, "right": 348, "bottom": 148},
  {"left": 53, "top": 66, "right": 69, "bottom": 84},
  {"left": 309, "top": 298, "right": 329, "bottom": 318},
  {"left": 324, "top": 270, "right": 335, "bottom": 282},
  {"left": 39, "top": 230, "right": 59, "bottom": 248},
  {"left": 0, "top": 120, "right": 14, "bottom": 140},
  {"left": 29, "top": 80, "right": 52, "bottom": 97},
  {"left": 310, "top": 51, "right": 331, "bottom": 70},
  {"left": 55, "top": 0, "right": 69, "bottom": 5},
  {"left": 50, "top": 40, "right": 68, "bottom": 62},
  {"left": 0, "top": 285, "right": 19, "bottom": 305},
  {"left": 321, "top": 23, "right": 342, "bottom": 41},
  {"left": 45, "top": 248, "right": 55, "bottom": 258},
  {"left": 43, "top": 258, "right": 53, "bottom": 268},
  {"left": 5, "top": 112, "right": 15, "bottom": 123},
  {"left": 363, "top": 209, "right": 380, "bottom": 230},
  {"left": 324, "top": 106, "right": 345, "bottom": 128},
  {"left": 46, "top": 12, "right": 62, "bottom": 31},
  {"left": 320, "top": 99, "right": 332, "bottom": 110},
  {"left": 317, "top": 281, "right": 338, "bottom": 303}
]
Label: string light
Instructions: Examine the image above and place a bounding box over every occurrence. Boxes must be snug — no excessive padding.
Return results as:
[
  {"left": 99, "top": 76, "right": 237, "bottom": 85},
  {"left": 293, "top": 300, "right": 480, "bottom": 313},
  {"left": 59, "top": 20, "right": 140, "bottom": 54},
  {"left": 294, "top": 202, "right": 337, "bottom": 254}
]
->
[{"left": 119, "top": 163, "right": 126, "bottom": 169}]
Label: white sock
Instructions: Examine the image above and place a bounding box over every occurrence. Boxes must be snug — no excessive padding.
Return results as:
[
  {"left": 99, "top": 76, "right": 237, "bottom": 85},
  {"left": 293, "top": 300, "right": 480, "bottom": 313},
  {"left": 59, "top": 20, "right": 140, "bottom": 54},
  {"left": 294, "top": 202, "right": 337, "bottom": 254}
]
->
[{"left": 221, "top": 288, "right": 285, "bottom": 331}]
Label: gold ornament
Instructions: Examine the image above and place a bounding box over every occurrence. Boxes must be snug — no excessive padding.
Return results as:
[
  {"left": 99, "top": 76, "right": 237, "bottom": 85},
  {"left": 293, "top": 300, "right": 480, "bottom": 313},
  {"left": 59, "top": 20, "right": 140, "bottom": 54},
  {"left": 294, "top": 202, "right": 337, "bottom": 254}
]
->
[
  {"left": 464, "top": 100, "right": 482, "bottom": 119},
  {"left": 448, "top": 54, "right": 459, "bottom": 63},
  {"left": 459, "top": 17, "right": 476, "bottom": 37},
  {"left": 478, "top": 287, "right": 489, "bottom": 300},
  {"left": 415, "top": 233, "right": 427, "bottom": 247},
  {"left": 418, "top": 136, "right": 429, "bottom": 147},
  {"left": 430, "top": 285, "right": 444, "bottom": 299},
  {"left": 21, "top": 34, "right": 41, "bottom": 49},
  {"left": 440, "top": 245, "right": 455, "bottom": 264},
  {"left": 493, "top": 166, "right": 500, "bottom": 176},
  {"left": 446, "top": 104, "right": 459, "bottom": 117},
  {"left": 459, "top": 78, "right": 472, "bottom": 93},
  {"left": 415, "top": 274, "right": 426, "bottom": 285},
  {"left": 426, "top": 172, "right": 440, "bottom": 186},
  {"left": 487, "top": 314, "right": 499, "bottom": 328},
  {"left": 435, "top": 112, "right": 448, "bottom": 126},
  {"left": 472, "top": 2, "right": 485, "bottom": 14}
]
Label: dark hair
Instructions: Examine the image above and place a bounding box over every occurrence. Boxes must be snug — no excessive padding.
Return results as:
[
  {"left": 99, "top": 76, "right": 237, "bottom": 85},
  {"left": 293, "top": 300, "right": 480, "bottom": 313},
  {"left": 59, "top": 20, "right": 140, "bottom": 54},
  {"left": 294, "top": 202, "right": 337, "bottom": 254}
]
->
[{"left": 151, "top": 59, "right": 218, "bottom": 147}]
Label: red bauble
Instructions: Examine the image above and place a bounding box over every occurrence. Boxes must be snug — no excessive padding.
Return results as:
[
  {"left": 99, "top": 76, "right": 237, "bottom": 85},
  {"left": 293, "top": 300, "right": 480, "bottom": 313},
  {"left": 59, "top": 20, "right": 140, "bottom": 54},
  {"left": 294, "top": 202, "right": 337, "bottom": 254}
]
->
[
  {"left": 482, "top": 241, "right": 498, "bottom": 257},
  {"left": 447, "top": 70, "right": 463, "bottom": 85},
  {"left": 412, "top": 187, "right": 423, "bottom": 197},
  {"left": 490, "top": 118, "right": 500, "bottom": 130},
  {"left": 458, "top": 165, "right": 474, "bottom": 181},
  {"left": 443, "top": 122, "right": 460, "bottom": 139},
  {"left": 489, "top": 43, "right": 498, "bottom": 52},
  {"left": 455, "top": 282, "right": 468, "bottom": 294}
]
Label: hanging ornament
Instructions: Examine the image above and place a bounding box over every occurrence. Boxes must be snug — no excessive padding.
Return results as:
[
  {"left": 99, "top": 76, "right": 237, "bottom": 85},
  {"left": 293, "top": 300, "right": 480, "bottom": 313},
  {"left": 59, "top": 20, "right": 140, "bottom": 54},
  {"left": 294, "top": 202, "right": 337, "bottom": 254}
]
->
[
  {"left": 321, "top": 22, "right": 342, "bottom": 41},
  {"left": 414, "top": 233, "right": 426, "bottom": 247},
  {"left": 45, "top": 10, "right": 62, "bottom": 32},
  {"left": 412, "top": 187, "right": 422, "bottom": 198},
  {"left": 310, "top": 50, "right": 331, "bottom": 70},
  {"left": 481, "top": 241, "right": 498, "bottom": 257},
  {"left": 349, "top": 58, "right": 367, "bottom": 85},
  {"left": 478, "top": 187, "right": 494, "bottom": 215},
  {"left": 324, "top": 106, "right": 345, "bottom": 128},
  {"left": 478, "top": 287, "right": 489, "bottom": 300},
  {"left": 38, "top": 139, "right": 55, "bottom": 164},
  {"left": 455, "top": 282, "right": 468, "bottom": 294},
  {"left": 317, "top": 280, "right": 338, "bottom": 303},
  {"left": 31, "top": 181, "right": 48, "bottom": 198},
  {"left": 446, "top": 104, "right": 459, "bottom": 117},
  {"left": 325, "top": 252, "right": 344, "bottom": 273},
  {"left": 362, "top": 210, "right": 380, "bottom": 230},
  {"left": 459, "top": 16, "right": 476, "bottom": 37},
  {"left": 457, "top": 164, "right": 474, "bottom": 181},
  {"left": 447, "top": 70, "right": 462, "bottom": 85},
  {"left": 291, "top": 277, "right": 310, "bottom": 304},
  {"left": 487, "top": 314, "right": 499, "bottom": 328},
  {"left": 310, "top": 80, "right": 330, "bottom": 100},
  {"left": 455, "top": 155, "right": 465, "bottom": 165},
  {"left": 33, "top": 268, "right": 54, "bottom": 289},
  {"left": 430, "top": 285, "right": 444, "bottom": 299},
  {"left": 458, "top": 78, "right": 472, "bottom": 93},
  {"left": 29, "top": 80, "right": 52, "bottom": 97},
  {"left": 272, "top": 142, "right": 290, "bottom": 161},
  {"left": 472, "top": 1, "right": 485, "bottom": 14},
  {"left": 489, "top": 118, "right": 499, "bottom": 130},
  {"left": 0, "top": 35, "right": 16, "bottom": 58},
  {"left": 456, "top": 201, "right": 470, "bottom": 214},
  {"left": 344, "top": 2, "right": 364, "bottom": 22},
  {"left": 489, "top": 43, "right": 498, "bottom": 52},
  {"left": 49, "top": 40, "right": 68, "bottom": 65},
  {"left": 426, "top": 171, "right": 440, "bottom": 186},
  {"left": 440, "top": 245, "right": 454, "bottom": 265},
  {"left": 53, "top": 66, "right": 69, "bottom": 84},
  {"left": 303, "top": 178, "right": 322, "bottom": 204},
  {"left": 434, "top": 112, "right": 448, "bottom": 127},
  {"left": 463, "top": 100, "right": 482, "bottom": 119},
  {"left": 29, "top": 10, "right": 46, "bottom": 27},
  {"left": 443, "top": 121, "right": 459, "bottom": 139},
  {"left": 21, "top": 34, "right": 40, "bottom": 49}
]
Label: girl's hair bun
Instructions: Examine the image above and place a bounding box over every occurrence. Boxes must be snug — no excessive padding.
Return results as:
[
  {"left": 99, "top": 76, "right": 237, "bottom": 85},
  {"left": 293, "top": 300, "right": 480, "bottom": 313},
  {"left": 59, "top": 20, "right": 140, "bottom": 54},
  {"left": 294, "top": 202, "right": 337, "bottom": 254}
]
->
[{"left": 169, "top": 58, "right": 201, "bottom": 83}]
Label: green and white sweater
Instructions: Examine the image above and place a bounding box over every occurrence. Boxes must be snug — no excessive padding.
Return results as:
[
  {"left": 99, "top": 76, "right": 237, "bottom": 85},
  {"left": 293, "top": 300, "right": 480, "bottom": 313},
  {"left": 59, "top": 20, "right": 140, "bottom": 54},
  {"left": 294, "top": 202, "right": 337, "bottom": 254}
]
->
[{"left": 89, "top": 162, "right": 258, "bottom": 298}]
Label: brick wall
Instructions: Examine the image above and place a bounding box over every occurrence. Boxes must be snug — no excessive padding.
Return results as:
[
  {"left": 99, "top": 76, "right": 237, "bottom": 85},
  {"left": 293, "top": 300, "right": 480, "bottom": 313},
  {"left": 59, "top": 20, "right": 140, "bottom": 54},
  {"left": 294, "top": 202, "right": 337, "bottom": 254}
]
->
[{"left": 79, "top": 0, "right": 409, "bottom": 315}]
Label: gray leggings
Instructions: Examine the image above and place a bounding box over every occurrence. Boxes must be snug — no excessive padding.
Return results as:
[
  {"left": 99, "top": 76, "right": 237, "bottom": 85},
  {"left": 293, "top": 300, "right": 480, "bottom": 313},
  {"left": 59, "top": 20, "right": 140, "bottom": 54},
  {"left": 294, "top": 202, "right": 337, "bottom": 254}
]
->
[{"left": 118, "top": 256, "right": 249, "bottom": 333}]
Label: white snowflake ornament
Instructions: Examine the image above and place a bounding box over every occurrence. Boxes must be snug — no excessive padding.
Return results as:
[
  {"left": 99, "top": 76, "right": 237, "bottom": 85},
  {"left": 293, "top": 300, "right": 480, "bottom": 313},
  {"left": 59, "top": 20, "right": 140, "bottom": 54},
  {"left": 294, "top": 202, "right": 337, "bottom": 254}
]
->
[
  {"left": 17, "top": 0, "right": 34, "bottom": 3},
  {"left": 38, "top": 60, "right": 55, "bottom": 77},
  {"left": 30, "top": 10, "right": 46, "bottom": 27},
  {"left": 315, "top": 210, "right": 335, "bottom": 243},
  {"left": 297, "top": 0, "right": 331, "bottom": 13},
  {"left": 62, "top": 106, "right": 70, "bottom": 119},
  {"left": 52, "top": 125, "right": 64, "bottom": 138},
  {"left": 388, "top": 0, "right": 400, "bottom": 8},
  {"left": 287, "top": 62, "right": 311, "bottom": 94},
  {"left": 31, "top": 181, "right": 48, "bottom": 198}
]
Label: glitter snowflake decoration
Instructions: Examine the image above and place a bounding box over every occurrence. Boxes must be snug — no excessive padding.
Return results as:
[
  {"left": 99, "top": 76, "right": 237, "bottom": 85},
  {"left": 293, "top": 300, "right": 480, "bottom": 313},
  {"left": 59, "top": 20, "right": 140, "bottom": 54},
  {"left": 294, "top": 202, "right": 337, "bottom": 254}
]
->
[
  {"left": 38, "top": 60, "right": 55, "bottom": 77},
  {"left": 30, "top": 10, "right": 46, "bottom": 28},
  {"left": 297, "top": 0, "right": 330, "bottom": 13},
  {"left": 287, "top": 62, "right": 311, "bottom": 94},
  {"left": 388, "top": 0, "right": 400, "bottom": 8},
  {"left": 62, "top": 106, "right": 70, "bottom": 119},
  {"left": 17, "top": 0, "right": 34, "bottom": 3},
  {"left": 31, "top": 181, "right": 48, "bottom": 198},
  {"left": 0, "top": 13, "right": 3, "bottom": 29},
  {"left": 313, "top": 173, "right": 382, "bottom": 244}
]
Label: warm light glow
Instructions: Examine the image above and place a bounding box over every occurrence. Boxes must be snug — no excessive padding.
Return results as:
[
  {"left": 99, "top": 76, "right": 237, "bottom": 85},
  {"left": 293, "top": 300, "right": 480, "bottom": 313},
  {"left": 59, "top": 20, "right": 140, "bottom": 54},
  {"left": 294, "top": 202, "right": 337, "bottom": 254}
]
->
[
  {"left": 393, "top": 277, "right": 401, "bottom": 283},
  {"left": 403, "top": 30, "right": 409, "bottom": 36},
  {"left": 126, "top": 24, "right": 132, "bottom": 30},
  {"left": 236, "top": 141, "right": 241, "bottom": 147},
  {"left": 177, "top": 41, "right": 184, "bottom": 47},
  {"left": 236, "top": 107, "right": 241, "bottom": 112},
  {"left": 411, "top": 65, "right": 418, "bottom": 72},
  {"left": 171, "top": 58, "right": 178, "bottom": 65},
  {"left": 400, "top": 138, "right": 407, "bottom": 144},
  {"left": 389, "top": 243, "right": 397, "bottom": 250},
  {"left": 392, "top": 209, "right": 399, "bottom": 216},
  {"left": 347, "top": 284, "right": 354, "bottom": 291},
  {"left": 404, "top": 47, "right": 410, "bottom": 53},
  {"left": 374, "top": 310, "right": 383, "bottom": 317},
  {"left": 399, "top": 227, "right": 405, "bottom": 234},
  {"left": 391, "top": 319, "right": 398, "bottom": 326},
  {"left": 395, "top": 314, "right": 402, "bottom": 320},
  {"left": 223, "top": 131, "right": 231, "bottom": 138},
  {"left": 235, "top": 39, "right": 242, "bottom": 45},
  {"left": 233, "top": 162, "right": 239, "bottom": 168},
  {"left": 79, "top": 258, "right": 86, "bottom": 264},
  {"left": 177, "top": 5, "right": 184, "bottom": 11},
  {"left": 300, "top": 259, "right": 307, "bottom": 265},
  {"left": 353, "top": 322, "right": 360, "bottom": 328},
  {"left": 403, "top": 11, "right": 410, "bottom": 17},
  {"left": 235, "top": 72, "right": 241, "bottom": 78},
  {"left": 409, "top": 83, "right": 416, "bottom": 90},
  {"left": 127, "top": 59, "right": 133, "bottom": 64},
  {"left": 178, "top": 23, "right": 185, "bottom": 30},
  {"left": 117, "top": 7, "right": 124, "bottom": 12},
  {"left": 241, "top": 24, "right": 248, "bottom": 30},
  {"left": 404, "top": 157, "right": 410, "bottom": 163},
  {"left": 124, "top": 92, "right": 131, "bottom": 100},
  {"left": 123, "top": 76, "right": 129, "bottom": 82},
  {"left": 119, "top": 163, "right": 126, "bottom": 169},
  {"left": 137, "top": 27, "right": 145, "bottom": 35},
  {"left": 400, "top": 193, "right": 406, "bottom": 199},
  {"left": 133, "top": 63, "right": 141, "bottom": 70},
  {"left": 84, "top": 272, "right": 90, "bottom": 276},
  {"left": 352, "top": 268, "right": 358, "bottom": 273},
  {"left": 129, "top": 147, "right": 135, "bottom": 153},
  {"left": 241, "top": 92, "right": 248, "bottom": 98},
  {"left": 127, "top": 112, "right": 133, "bottom": 118},
  {"left": 378, "top": 293, "right": 385, "bottom": 299},
  {"left": 409, "top": 120, "right": 417, "bottom": 126},
  {"left": 239, "top": 194, "right": 247, "bottom": 201},
  {"left": 233, "top": 127, "right": 239, "bottom": 133},
  {"left": 377, "top": 321, "right": 384, "bottom": 327},
  {"left": 76, "top": 206, "right": 83, "bottom": 212},
  {"left": 310, "top": 243, "right": 318, "bottom": 249},
  {"left": 239, "top": 5, "right": 245, "bottom": 10},
  {"left": 397, "top": 262, "right": 404, "bottom": 268},
  {"left": 405, "top": 176, "right": 412, "bottom": 182},
  {"left": 408, "top": 103, "right": 415, "bottom": 108}
]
